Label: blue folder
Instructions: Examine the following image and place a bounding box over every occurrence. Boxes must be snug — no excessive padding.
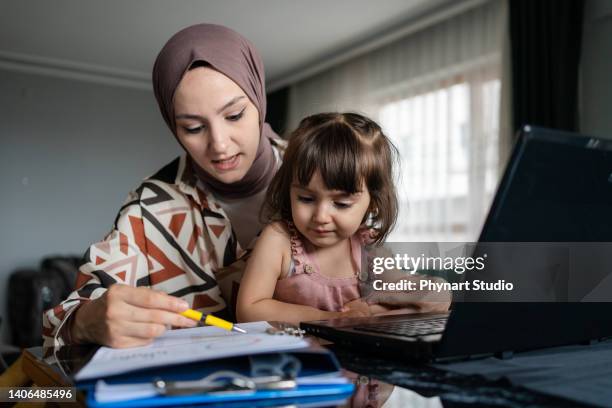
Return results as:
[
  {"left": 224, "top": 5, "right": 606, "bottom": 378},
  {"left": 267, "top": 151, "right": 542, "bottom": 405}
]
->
[{"left": 77, "top": 348, "right": 354, "bottom": 407}]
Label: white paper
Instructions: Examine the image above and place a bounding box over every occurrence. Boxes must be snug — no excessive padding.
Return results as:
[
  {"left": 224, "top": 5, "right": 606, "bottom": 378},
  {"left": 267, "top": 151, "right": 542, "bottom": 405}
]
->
[{"left": 76, "top": 321, "right": 308, "bottom": 381}]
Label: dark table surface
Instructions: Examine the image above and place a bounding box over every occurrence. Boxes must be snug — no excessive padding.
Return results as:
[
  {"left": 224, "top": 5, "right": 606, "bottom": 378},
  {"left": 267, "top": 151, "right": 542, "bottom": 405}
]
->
[
  {"left": 328, "top": 344, "right": 593, "bottom": 407},
  {"left": 22, "top": 341, "right": 598, "bottom": 408}
]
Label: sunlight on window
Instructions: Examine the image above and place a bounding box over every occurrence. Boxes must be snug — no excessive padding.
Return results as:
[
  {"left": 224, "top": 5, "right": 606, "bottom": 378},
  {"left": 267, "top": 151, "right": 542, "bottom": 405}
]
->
[{"left": 379, "top": 79, "right": 501, "bottom": 242}]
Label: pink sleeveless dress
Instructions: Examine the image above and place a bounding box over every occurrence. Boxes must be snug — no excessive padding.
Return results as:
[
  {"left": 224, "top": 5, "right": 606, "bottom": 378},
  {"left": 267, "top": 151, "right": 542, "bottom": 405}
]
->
[{"left": 273, "top": 222, "right": 366, "bottom": 312}]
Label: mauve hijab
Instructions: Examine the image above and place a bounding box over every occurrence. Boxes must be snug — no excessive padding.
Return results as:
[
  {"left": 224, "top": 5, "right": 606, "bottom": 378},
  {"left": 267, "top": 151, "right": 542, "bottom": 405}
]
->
[{"left": 152, "top": 23, "right": 277, "bottom": 199}]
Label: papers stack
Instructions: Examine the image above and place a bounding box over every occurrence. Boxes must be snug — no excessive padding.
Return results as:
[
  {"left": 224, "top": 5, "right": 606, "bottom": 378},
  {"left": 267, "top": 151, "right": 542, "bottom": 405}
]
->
[
  {"left": 72, "top": 322, "right": 353, "bottom": 407},
  {"left": 76, "top": 322, "right": 307, "bottom": 380}
]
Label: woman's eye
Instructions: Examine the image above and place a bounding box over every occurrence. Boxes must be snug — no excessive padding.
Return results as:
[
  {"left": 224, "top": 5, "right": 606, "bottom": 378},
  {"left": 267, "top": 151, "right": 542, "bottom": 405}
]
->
[
  {"left": 334, "top": 201, "right": 352, "bottom": 209},
  {"left": 184, "top": 126, "right": 204, "bottom": 134},
  {"left": 297, "top": 196, "right": 314, "bottom": 203},
  {"left": 227, "top": 108, "right": 245, "bottom": 122}
]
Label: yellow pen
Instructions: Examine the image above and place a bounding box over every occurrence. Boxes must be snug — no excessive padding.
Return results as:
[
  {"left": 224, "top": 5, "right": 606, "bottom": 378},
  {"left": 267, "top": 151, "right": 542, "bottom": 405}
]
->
[{"left": 180, "top": 309, "right": 247, "bottom": 334}]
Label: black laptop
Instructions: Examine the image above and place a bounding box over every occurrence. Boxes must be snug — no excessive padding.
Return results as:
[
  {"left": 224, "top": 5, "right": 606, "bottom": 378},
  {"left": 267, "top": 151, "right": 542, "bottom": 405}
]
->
[{"left": 301, "top": 126, "right": 612, "bottom": 362}]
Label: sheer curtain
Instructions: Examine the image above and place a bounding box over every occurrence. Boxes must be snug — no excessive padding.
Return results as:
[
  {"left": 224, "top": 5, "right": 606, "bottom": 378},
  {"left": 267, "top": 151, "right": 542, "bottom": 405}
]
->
[{"left": 287, "top": 0, "right": 509, "bottom": 242}]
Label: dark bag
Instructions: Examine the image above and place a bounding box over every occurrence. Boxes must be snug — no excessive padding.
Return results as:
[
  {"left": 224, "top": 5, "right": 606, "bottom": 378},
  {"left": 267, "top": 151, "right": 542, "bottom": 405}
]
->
[{"left": 8, "top": 256, "right": 80, "bottom": 347}]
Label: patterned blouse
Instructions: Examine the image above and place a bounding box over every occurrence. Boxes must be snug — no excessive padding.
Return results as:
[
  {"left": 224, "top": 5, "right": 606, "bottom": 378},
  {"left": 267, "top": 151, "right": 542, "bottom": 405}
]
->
[{"left": 42, "top": 138, "right": 285, "bottom": 347}]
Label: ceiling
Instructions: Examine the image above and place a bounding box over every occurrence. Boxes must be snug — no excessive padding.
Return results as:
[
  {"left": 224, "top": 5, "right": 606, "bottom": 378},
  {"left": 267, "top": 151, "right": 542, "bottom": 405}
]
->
[{"left": 0, "top": 0, "right": 449, "bottom": 90}]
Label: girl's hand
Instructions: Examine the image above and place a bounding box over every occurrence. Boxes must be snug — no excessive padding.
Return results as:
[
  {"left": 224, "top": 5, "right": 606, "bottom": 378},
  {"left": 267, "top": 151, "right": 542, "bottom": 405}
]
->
[
  {"left": 342, "top": 299, "right": 421, "bottom": 317},
  {"left": 71, "top": 284, "right": 198, "bottom": 348},
  {"left": 340, "top": 298, "right": 372, "bottom": 317},
  {"left": 364, "top": 276, "right": 451, "bottom": 313},
  {"left": 330, "top": 308, "right": 370, "bottom": 319}
]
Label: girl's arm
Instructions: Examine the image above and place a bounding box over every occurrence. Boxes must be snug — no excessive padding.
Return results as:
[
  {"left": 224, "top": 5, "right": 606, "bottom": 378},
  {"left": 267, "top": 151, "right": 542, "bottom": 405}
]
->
[
  {"left": 360, "top": 245, "right": 451, "bottom": 314},
  {"left": 364, "top": 270, "right": 451, "bottom": 313},
  {"left": 237, "top": 223, "right": 349, "bottom": 324},
  {"left": 342, "top": 298, "right": 423, "bottom": 317}
]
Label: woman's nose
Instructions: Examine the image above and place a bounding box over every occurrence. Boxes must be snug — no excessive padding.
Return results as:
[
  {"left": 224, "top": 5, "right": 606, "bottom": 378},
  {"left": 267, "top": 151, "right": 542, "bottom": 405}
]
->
[{"left": 208, "top": 125, "right": 229, "bottom": 153}]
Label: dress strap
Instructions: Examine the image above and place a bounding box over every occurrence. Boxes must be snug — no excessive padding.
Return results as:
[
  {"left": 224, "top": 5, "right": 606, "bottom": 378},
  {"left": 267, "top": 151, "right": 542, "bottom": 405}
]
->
[
  {"left": 349, "top": 234, "right": 362, "bottom": 278},
  {"left": 286, "top": 221, "right": 316, "bottom": 275},
  {"left": 356, "top": 228, "right": 377, "bottom": 283}
]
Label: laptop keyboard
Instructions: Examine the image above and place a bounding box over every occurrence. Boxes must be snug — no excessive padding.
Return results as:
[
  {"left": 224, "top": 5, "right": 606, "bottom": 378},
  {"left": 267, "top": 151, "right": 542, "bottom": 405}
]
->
[{"left": 353, "top": 317, "right": 447, "bottom": 338}]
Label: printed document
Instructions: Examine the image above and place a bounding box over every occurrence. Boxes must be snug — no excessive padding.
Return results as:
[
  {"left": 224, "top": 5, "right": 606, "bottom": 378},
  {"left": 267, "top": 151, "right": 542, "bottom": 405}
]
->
[{"left": 76, "top": 321, "right": 308, "bottom": 381}]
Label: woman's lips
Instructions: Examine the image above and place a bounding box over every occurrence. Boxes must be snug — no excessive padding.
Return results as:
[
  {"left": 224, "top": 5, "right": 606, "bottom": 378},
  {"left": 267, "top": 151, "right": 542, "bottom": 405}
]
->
[{"left": 211, "top": 154, "right": 240, "bottom": 171}]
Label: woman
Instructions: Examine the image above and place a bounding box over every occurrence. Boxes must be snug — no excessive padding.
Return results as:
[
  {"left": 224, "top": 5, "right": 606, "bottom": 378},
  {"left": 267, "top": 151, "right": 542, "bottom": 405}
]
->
[{"left": 42, "top": 24, "right": 286, "bottom": 348}]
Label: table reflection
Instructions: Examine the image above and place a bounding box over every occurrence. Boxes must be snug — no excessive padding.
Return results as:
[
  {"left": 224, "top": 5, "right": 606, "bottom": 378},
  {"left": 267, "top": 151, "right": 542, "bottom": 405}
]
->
[
  {"left": 33, "top": 343, "right": 578, "bottom": 408},
  {"left": 342, "top": 371, "right": 443, "bottom": 408}
]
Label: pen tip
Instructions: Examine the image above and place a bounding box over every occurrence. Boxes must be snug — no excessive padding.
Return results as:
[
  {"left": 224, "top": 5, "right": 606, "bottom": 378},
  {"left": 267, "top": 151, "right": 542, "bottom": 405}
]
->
[{"left": 233, "top": 326, "right": 247, "bottom": 334}]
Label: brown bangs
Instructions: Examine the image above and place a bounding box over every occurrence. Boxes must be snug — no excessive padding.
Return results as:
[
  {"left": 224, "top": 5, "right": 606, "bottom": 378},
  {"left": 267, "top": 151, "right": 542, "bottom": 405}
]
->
[{"left": 293, "top": 121, "right": 367, "bottom": 193}]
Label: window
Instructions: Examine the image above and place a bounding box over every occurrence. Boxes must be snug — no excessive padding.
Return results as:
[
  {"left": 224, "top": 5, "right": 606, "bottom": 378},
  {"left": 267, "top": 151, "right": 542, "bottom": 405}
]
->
[
  {"left": 287, "top": 0, "right": 507, "bottom": 242},
  {"left": 378, "top": 74, "right": 500, "bottom": 241}
]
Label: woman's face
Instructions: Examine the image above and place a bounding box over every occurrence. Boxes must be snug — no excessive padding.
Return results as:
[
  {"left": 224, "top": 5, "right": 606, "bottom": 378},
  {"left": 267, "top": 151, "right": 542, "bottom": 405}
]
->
[{"left": 174, "top": 67, "right": 260, "bottom": 184}]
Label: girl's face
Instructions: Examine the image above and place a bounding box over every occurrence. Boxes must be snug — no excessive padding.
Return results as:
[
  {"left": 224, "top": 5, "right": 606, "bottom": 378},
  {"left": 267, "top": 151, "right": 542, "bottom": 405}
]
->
[
  {"left": 174, "top": 67, "right": 260, "bottom": 184},
  {"left": 290, "top": 171, "right": 371, "bottom": 248}
]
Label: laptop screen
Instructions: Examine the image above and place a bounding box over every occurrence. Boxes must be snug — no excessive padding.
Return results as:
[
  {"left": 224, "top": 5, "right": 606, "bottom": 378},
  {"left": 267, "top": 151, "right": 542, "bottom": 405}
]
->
[{"left": 479, "top": 126, "right": 612, "bottom": 242}]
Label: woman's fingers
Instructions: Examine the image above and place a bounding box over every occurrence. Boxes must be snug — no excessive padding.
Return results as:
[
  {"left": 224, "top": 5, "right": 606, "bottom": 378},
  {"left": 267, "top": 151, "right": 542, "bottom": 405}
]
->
[
  {"left": 109, "top": 285, "right": 188, "bottom": 312},
  {"left": 98, "top": 285, "right": 197, "bottom": 347},
  {"left": 105, "top": 285, "right": 197, "bottom": 327},
  {"left": 117, "top": 321, "right": 168, "bottom": 340},
  {"left": 74, "top": 284, "right": 200, "bottom": 348},
  {"left": 123, "top": 303, "right": 197, "bottom": 327}
]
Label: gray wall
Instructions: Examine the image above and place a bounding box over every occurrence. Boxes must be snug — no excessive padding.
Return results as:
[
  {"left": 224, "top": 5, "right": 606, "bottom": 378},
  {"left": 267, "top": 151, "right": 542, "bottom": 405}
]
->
[
  {"left": 0, "top": 70, "right": 181, "bottom": 343},
  {"left": 581, "top": 0, "right": 612, "bottom": 139}
]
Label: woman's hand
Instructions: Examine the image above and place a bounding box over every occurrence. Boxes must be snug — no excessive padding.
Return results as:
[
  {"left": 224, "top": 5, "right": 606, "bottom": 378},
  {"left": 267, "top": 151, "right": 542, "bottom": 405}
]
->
[{"left": 71, "top": 284, "right": 198, "bottom": 348}]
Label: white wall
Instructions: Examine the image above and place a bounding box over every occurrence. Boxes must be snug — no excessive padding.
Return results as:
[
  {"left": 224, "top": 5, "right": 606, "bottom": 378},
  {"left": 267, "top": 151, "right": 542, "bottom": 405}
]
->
[
  {"left": 0, "top": 70, "right": 181, "bottom": 343},
  {"left": 581, "top": 0, "right": 612, "bottom": 139}
]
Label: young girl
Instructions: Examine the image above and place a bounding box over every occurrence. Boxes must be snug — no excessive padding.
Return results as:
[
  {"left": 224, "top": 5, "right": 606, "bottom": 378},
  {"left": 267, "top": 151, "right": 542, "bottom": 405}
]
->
[{"left": 237, "top": 112, "right": 400, "bottom": 324}]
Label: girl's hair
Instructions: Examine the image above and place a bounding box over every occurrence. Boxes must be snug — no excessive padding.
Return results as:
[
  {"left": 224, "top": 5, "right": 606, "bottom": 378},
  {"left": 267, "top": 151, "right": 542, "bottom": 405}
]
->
[{"left": 264, "top": 112, "right": 398, "bottom": 244}]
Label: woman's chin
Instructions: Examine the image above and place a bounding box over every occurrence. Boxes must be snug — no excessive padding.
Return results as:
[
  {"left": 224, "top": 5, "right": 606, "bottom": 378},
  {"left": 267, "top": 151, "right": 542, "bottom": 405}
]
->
[
  {"left": 214, "top": 174, "right": 244, "bottom": 184},
  {"left": 211, "top": 170, "right": 246, "bottom": 184}
]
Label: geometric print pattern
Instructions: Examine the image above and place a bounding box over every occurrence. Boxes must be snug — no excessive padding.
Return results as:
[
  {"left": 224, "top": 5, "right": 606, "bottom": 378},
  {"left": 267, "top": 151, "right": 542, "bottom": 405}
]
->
[{"left": 42, "top": 138, "right": 285, "bottom": 347}]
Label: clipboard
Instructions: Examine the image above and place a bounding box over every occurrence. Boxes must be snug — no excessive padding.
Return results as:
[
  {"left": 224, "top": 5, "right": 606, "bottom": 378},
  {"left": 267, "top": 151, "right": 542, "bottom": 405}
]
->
[
  {"left": 23, "top": 322, "right": 354, "bottom": 407},
  {"left": 74, "top": 322, "right": 311, "bottom": 381},
  {"left": 82, "top": 348, "right": 354, "bottom": 407}
]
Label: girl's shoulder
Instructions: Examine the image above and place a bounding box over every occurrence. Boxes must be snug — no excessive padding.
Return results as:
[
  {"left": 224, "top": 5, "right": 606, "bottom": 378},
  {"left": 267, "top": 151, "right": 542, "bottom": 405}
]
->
[
  {"left": 258, "top": 221, "right": 292, "bottom": 246},
  {"left": 254, "top": 222, "right": 293, "bottom": 277},
  {"left": 261, "top": 221, "right": 291, "bottom": 237}
]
